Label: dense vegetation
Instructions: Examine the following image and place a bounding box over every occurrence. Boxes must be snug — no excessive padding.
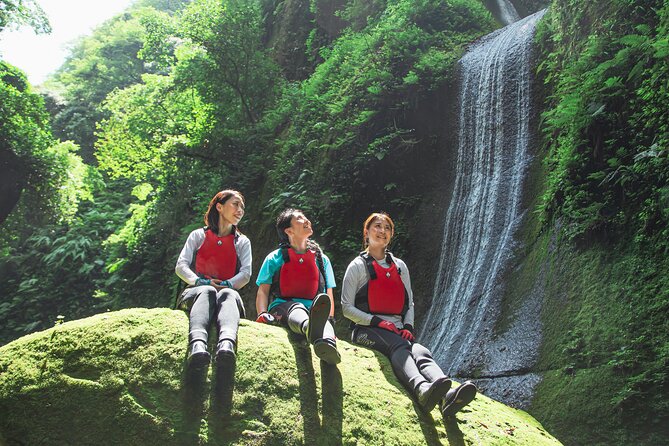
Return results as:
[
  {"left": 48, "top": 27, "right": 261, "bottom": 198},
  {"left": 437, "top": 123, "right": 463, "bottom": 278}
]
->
[
  {"left": 527, "top": 0, "right": 669, "bottom": 443},
  {"left": 0, "top": 0, "right": 495, "bottom": 342}
]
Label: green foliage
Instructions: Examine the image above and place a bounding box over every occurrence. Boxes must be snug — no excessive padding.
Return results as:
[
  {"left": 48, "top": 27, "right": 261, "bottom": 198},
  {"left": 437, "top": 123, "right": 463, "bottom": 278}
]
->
[
  {"left": 0, "top": 0, "right": 50, "bottom": 34},
  {"left": 45, "top": 7, "right": 177, "bottom": 160},
  {"left": 44, "top": 141, "right": 96, "bottom": 222},
  {"left": 531, "top": 4, "right": 669, "bottom": 433},
  {"left": 0, "top": 62, "right": 87, "bottom": 229},
  {"left": 96, "top": 73, "right": 212, "bottom": 184},
  {"left": 0, "top": 179, "right": 132, "bottom": 344},
  {"left": 262, "top": 0, "right": 494, "bottom": 260},
  {"left": 536, "top": 0, "right": 669, "bottom": 241},
  {"left": 178, "top": 0, "right": 283, "bottom": 125}
]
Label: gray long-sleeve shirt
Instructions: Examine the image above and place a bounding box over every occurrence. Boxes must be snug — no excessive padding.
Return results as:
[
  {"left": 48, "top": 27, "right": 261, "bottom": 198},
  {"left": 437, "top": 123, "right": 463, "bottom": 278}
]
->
[
  {"left": 341, "top": 253, "right": 415, "bottom": 329},
  {"left": 175, "top": 228, "right": 252, "bottom": 290}
]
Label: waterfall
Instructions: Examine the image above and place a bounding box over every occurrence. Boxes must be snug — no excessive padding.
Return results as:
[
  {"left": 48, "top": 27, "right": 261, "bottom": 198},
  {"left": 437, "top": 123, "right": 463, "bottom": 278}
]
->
[
  {"left": 420, "top": 10, "right": 546, "bottom": 398},
  {"left": 495, "top": 0, "right": 521, "bottom": 26}
]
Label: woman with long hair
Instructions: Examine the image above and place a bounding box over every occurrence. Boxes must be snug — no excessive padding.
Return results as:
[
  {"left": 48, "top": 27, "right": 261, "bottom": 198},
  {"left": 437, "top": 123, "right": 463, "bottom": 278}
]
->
[
  {"left": 175, "top": 190, "right": 251, "bottom": 373},
  {"left": 255, "top": 208, "right": 340, "bottom": 365},
  {"left": 341, "top": 212, "right": 476, "bottom": 416}
]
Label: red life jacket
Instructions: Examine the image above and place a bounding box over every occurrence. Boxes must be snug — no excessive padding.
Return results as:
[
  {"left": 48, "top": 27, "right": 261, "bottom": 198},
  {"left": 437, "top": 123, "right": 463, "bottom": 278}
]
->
[
  {"left": 271, "top": 247, "right": 326, "bottom": 300},
  {"left": 354, "top": 252, "right": 408, "bottom": 316},
  {"left": 194, "top": 228, "right": 239, "bottom": 281}
]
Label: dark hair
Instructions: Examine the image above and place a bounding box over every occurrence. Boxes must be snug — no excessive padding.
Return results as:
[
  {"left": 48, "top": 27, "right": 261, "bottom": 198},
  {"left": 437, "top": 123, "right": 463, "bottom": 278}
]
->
[
  {"left": 275, "top": 208, "right": 321, "bottom": 252},
  {"left": 204, "top": 190, "right": 244, "bottom": 234},
  {"left": 362, "top": 212, "right": 395, "bottom": 250}
]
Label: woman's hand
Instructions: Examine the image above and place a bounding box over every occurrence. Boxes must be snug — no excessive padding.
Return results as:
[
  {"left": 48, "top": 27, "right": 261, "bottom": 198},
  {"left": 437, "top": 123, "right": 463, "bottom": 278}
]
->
[
  {"left": 212, "top": 279, "right": 232, "bottom": 290},
  {"left": 377, "top": 320, "right": 400, "bottom": 334},
  {"left": 256, "top": 312, "right": 275, "bottom": 324},
  {"left": 399, "top": 329, "right": 415, "bottom": 341},
  {"left": 399, "top": 323, "right": 415, "bottom": 341}
]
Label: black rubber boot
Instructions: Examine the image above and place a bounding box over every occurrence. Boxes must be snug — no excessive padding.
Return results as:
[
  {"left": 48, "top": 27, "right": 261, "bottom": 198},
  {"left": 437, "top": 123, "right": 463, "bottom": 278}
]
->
[
  {"left": 215, "top": 339, "right": 236, "bottom": 363},
  {"left": 305, "top": 293, "right": 331, "bottom": 343},
  {"left": 417, "top": 376, "right": 452, "bottom": 413},
  {"left": 440, "top": 381, "right": 477, "bottom": 417},
  {"left": 187, "top": 329, "right": 210, "bottom": 369},
  {"left": 187, "top": 340, "right": 210, "bottom": 370}
]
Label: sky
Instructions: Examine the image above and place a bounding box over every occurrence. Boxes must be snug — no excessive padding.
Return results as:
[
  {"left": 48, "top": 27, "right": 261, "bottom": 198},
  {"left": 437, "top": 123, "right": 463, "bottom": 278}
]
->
[{"left": 0, "top": 0, "right": 135, "bottom": 85}]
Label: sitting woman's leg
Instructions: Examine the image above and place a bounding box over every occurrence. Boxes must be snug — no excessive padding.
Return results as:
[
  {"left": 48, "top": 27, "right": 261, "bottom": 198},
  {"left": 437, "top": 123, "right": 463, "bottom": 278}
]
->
[
  {"left": 214, "top": 288, "right": 242, "bottom": 358},
  {"left": 352, "top": 325, "right": 450, "bottom": 411},
  {"left": 184, "top": 285, "right": 217, "bottom": 366},
  {"left": 411, "top": 342, "right": 447, "bottom": 382}
]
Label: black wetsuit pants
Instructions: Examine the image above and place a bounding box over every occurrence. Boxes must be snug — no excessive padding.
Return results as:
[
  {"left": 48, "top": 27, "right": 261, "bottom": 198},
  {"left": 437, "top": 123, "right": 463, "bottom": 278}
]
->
[
  {"left": 180, "top": 285, "right": 242, "bottom": 345},
  {"left": 352, "top": 325, "right": 446, "bottom": 394},
  {"left": 270, "top": 300, "right": 336, "bottom": 340}
]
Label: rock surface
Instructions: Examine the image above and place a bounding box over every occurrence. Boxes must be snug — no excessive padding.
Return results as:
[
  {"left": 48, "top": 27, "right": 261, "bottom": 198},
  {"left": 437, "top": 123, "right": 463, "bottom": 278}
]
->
[{"left": 0, "top": 308, "right": 562, "bottom": 445}]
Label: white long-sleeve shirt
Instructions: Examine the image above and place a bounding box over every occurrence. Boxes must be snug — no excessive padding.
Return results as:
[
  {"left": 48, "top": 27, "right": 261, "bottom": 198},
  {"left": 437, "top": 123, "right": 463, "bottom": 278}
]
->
[
  {"left": 175, "top": 228, "right": 252, "bottom": 290},
  {"left": 341, "top": 253, "right": 415, "bottom": 329}
]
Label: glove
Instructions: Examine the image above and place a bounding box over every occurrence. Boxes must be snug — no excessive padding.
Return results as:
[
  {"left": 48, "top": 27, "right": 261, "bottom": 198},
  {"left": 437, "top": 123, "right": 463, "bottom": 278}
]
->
[
  {"left": 217, "top": 280, "right": 232, "bottom": 288},
  {"left": 195, "top": 278, "right": 211, "bottom": 286},
  {"left": 399, "top": 329, "right": 415, "bottom": 341},
  {"left": 377, "top": 320, "right": 400, "bottom": 334},
  {"left": 256, "top": 312, "right": 275, "bottom": 324}
]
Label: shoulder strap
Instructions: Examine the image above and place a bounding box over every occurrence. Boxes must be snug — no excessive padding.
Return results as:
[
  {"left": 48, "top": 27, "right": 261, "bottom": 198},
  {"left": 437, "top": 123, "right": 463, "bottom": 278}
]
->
[
  {"left": 280, "top": 246, "right": 290, "bottom": 263},
  {"left": 359, "top": 252, "right": 377, "bottom": 280},
  {"left": 386, "top": 251, "right": 401, "bottom": 275},
  {"left": 315, "top": 249, "right": 327, "bottom": 286}
]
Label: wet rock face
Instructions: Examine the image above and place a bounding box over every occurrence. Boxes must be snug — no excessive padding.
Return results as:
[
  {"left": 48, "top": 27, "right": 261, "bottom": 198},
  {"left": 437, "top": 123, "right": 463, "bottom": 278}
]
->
[{"left": 421, "top": 11, "right": 547, "bottom": 406}]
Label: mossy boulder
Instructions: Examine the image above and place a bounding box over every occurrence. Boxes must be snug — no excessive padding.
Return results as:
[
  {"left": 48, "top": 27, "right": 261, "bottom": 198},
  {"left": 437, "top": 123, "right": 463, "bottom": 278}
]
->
[{"left": 0, "top": 309, "right": 561, "bottom": 445}]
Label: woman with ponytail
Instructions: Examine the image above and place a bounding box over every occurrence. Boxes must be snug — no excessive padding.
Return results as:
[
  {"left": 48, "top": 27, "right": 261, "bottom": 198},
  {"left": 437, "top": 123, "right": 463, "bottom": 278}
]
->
[
  {"left": 341, "top": 212, "right": 476, "bottom": 417},
  {"left": 175, "top": 190, "right": 251, "bottom": 374},
  {"left": 255, "top": 208, "right": 340, "bottom": 365}
]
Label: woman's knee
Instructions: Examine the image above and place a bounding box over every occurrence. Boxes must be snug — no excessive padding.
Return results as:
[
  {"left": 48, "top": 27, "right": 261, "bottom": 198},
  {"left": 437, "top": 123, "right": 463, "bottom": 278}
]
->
[
  {"left": 191, "top": 286, "right": 217, "bottom": 306},
  {"left": 216, "top": 288, "right": 240, "bottom": 302},
  {"left": 411, "top": 342, "right": 434, "bottom": 359},
  {"left": 411, "top": 343, "right": 432, "bottom": 361},
  {"left": 194, "top": 285, "right": 218, "bottom": 297}
]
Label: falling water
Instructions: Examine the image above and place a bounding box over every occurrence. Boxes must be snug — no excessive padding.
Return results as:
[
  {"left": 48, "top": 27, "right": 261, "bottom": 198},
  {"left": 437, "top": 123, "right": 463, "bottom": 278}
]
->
[
  {"left": 495, "top": 0, "right": 521, "bottom": 26},
  {"left": 421, "top": 10, "right": 546, "bottom": 391}
]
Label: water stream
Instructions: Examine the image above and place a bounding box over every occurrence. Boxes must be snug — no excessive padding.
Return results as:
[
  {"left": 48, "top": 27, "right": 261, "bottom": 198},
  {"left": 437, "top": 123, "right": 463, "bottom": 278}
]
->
[
  {"left": 496, "top": 0, "right": 521, "bottom": 26},
  {"left": 420, "top": 10, "right": 546, "bottom": 406}
]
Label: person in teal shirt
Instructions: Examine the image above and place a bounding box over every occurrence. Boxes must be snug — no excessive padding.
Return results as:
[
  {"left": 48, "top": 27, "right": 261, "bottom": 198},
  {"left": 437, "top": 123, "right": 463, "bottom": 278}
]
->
[{"left": 255, "top": 208, "right": 340, "bottom": 365}]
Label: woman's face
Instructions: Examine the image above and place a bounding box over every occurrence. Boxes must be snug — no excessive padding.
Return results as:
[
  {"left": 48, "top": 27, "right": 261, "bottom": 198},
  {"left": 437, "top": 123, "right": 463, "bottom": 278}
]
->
[
  {"left": 365, "top": 217, "right": 393, "bottom": 249},
  {"left": 217, "top": 194, "right": 245, "bottom": 226},
  {"left": 287, "top": 211, "right": 313, "bottom": 240}
]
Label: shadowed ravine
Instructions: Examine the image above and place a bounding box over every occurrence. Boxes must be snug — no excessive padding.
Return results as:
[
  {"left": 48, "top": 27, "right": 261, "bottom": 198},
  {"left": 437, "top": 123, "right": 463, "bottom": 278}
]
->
[{"left": 420, "top": 10, "right": 547, "bottom": 407}]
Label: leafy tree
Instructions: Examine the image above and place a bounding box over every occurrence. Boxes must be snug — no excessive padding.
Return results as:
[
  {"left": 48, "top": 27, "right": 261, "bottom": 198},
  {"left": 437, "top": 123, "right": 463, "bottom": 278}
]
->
[
  {"left": 177, "top": 0, "right": 282, "bottom": 125},
  {"left": 0, "top": 0, "right": 50, "bottom": 34},
  {"left": 0, "top": 62, "right": 54, "bottom": 228},
  {"left": 96, "top": 73, "right": 213, "bottom": 185}
]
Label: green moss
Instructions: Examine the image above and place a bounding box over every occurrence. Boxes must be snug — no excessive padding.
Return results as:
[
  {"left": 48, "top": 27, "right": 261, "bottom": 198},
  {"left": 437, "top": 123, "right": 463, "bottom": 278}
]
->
[
  {"left": 527, "top": 237, "right": 669, "bottom": 445},
  {"left": 0, "top": 309, "right": 561, "bottom": 445}
]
